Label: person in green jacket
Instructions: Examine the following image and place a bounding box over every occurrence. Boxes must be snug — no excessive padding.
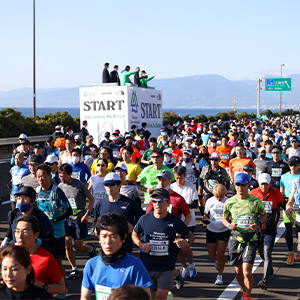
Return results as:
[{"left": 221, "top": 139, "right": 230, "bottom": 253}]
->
[
  {"left": 120, "top": 65, "right": 137, "bottom": 86},
  {"left": 140, "top": 70, "right": 156, "bottom": 88}
]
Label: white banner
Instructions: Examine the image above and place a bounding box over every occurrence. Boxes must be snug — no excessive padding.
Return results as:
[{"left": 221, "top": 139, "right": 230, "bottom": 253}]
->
[{"left": 79, "top": 85, "right": 162, "bottom": 146}]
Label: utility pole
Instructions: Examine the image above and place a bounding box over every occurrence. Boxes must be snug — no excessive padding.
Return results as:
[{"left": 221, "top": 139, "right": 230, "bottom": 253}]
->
[
  {"left": 280, "top": 63, "right": 285, "bottom": 115},
  {"left": 233, "top": 96, "right": 237, "bottom": 113},
  {"left": 256, "top": 79, "right": 265, "bottom": 118}
]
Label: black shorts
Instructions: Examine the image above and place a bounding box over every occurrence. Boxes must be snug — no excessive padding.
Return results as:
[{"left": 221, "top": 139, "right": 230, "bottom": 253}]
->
[
  {"left": 189, "top": 226, "right": 196, "bottom": 233},
  {"left": 65, "top": 218, "right": 88, "bottom": 240},
  {"left": 50, "top": 236, "right": 66, "bottom": 259},
  {"left": 228, "top": 237, "right": 258, "bottom": 265},
  {"left": 206, "top": 229, "right": 231, "bottom": 244}
]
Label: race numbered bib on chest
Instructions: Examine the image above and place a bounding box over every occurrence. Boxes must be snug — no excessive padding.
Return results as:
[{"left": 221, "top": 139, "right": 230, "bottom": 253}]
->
[
  {"left": 149, "top": 240, "right": 169, "bottom": 256},
  {"left": 68, "top": 198, "right": 77, "bottom": 209},
  {"left": 94, "top": 192, "right": 108, "bottom": 201},
  {"left": 71, "top": 172, "right": 81, "bottom": 180},
  {"left": 167, "top": 204, "right": 173, "bottom": 214},
  {"left": 271, "top": 168, "right": 282, "bottom": 177},
  {"left": 263, "top": 201, "right": 273, "bottom": 214},
  {"left": 236, "top": 215, "right": 252, "bottom": 229},
  {"left": 208, "top": 179, "right": 219, "bottom": 189},
  {"left": 293, "top": 203, "right": 300, "bottom": 211},
  {"left": 221, "top": 153, "right": 229, "bottom": 160},
  {"left": 212, "top": 208, "right": 224, "bottom": 221},
  {"left": 12, "top": 175, "right": 21, "bottom": 185},
  {"left": 95, "top": 284, "right": 116, "bottom": 300},
  {"left": 113, "top": 150, "right": 119, "bottom": 157},
  {"left": 296, "top": 212, "right": 300, "bottom": 223}
]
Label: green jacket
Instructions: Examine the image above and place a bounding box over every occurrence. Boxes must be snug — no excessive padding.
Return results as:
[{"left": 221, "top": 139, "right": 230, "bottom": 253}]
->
[
  {"left": 120, "top": 70, "right": 136, "bottom": 86},
  {"left": 140, "top": 75, "right": 154, "bottom": 88}
]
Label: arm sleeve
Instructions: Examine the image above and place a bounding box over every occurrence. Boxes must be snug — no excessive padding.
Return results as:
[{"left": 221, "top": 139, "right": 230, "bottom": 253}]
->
[
  {"left": 54, "top": 207, "right": 73, "bottom": 223},
  {"left": 193, "top": 167, "right": 200, "bottom": 178}
]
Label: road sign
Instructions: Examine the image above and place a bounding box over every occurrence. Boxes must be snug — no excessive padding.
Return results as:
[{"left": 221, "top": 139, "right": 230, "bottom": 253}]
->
[{"left": 265, "top": 78, "right": 292, "bottom": 91}]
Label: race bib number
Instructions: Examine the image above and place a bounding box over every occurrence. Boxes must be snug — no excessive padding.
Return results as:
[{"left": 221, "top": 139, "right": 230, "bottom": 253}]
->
[
  {"left": 236, "top": 215, "right": 252, "bottom": 229},
  {"left": 167, "top": 204, "right": 172, "bottom": 214},
  {"left": 94, "top": 192, "right": 108, "bottom": 201},
  {"left": 12, "top": 175, "right": 21, "bottom": 185},
  {"left": 113, "top": 150, "right": 119, "bottom": 157},
  {"left": 149, "top": 240, "right": 169, "bottom": 256},
  {"left": 95, "top": 284, "right": 115, "bottom": 300},
  {"left": 171, "top": 156, "right": 177, "bottom": 164},
  {"left": 263, "top": 201, "right": 273, "bottom": 214},
  {"left": 293, "top": 203, "right": 300, "bottom": 211},
  {"left": 271, "top": 168, "right": 282, "bottom": 177},
  {"left": 208, "top": 179, "right": 219, "bottom": 189},
  {"left": 296, "top": 212, "right": 300, "bottom": 223},
  {"left": 68, "top": 198, "right": 77, "bottom": 209},
  {"left": 71, "top": 172, "right": 81, "bottom": 180},
  {"left": 212, "top": 208, "right": 223, "bottom": 221},
  {"left": 221, "top": 153, "right": 229, "bottom": 159}
]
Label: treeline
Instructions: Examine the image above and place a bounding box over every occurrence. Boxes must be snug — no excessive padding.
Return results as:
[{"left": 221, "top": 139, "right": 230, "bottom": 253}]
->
[
  {"left": 0, "top": 108, "right": 80, "bottom": 138},
  {"left": 163, "top": 109, "right": 300, "bottom": 125}
]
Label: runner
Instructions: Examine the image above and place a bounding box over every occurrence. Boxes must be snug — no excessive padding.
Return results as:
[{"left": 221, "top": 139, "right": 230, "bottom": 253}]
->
[
  {"left": 203, "top": 184, "right": 230, "bottom": 285},
  {"left": 253, "top": 147, "right": 270, "bottom": 178},
  {"left": 81, "top": 213, "right": 152, "bottom": 300},
  {"left": 132, "top": 188, "right": 195, "bottom": 300},
  {"left": 58, "top": 137, "right": 75, "bottom": 166},
  {"left": 70, "top": 148, "right": 91, "bottom": 183},
  {"left": 177, "top": 149, "right": 199, "bottom": 185},
  {"left": 163, "top": 149, "right": 176, "bottom": 169},
  {"left": 216, "top": 135, "right": 233, "bottom": 171},
  {"left": 242, "top": 164, "right": 259, "bottom": 191},
  {"left": 57, "top": 163, "right": 96, "bottom": 280},
  {"left": 141, "top": 137, "right": 157, "bottom": 166},
  {"left": 91, "top": 146, "right": 114, "bottom": 175},
  {"left": 222, "top": 173, "right": 266, "bottom": 300},
  {"left": 121, "top": 145, "right": 142, "bottom": 182},
  {"left": 45, "top": 154, "right": 61, "bottom": 184},
  {"left": 250, "top": 173, "right": 285, "bottom": 289}
]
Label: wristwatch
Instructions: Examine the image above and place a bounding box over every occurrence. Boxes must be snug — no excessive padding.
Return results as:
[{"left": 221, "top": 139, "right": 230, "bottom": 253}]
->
[
  {"left": 185, "top": 239, "right": 190, "bottom": 245},
  {"left": 86, "top": 211, "right": 92, "bottom": 216},
  {"left": 43, "top": 283, "right": 49, "bottom": 291}
]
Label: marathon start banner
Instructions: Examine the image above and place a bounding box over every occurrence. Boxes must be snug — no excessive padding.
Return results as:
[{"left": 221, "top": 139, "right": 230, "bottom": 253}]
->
[{"left": 79, "top": 85, "right": 163, "bottom": 145}]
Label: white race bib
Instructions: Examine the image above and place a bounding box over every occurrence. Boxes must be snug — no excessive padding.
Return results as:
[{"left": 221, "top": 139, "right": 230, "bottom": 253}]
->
[
  {"left": 68, "top": 198, "right": 77, "bottom": 209},
  {"left": 212, "top": 208, "right": 223, "bottom": 221},
  {"left": 263, "top": 201, "right": 273, "bottom": 214},
  {"left": 71, "top": 172, "right": 81, "bottom": 180},
  {"left": 167, "top": 204, "right": 172, "bottom": 214},
  {"left": 271, "top": 168, "right": 282, "bottom": 177},
  {"left": 221, "top": 153, "right": 229, "bottom": 159},
  {"left": 95, "top": 284, "right": 116, "bottom": 300},
  {"left": 236, "top": 215, "right": 252, "bottom": 229},
  {"left": 208, "top": 179, "right": 219, "bottom": 189},
  {"left": 94, "top": 192, "right": 108, "bottom": 201},
  {"left": 149, "top": 240, "right": 169, "bottom": 256},
  {"left": 12, "top": 175, "right": 21, "bottom": 185}
]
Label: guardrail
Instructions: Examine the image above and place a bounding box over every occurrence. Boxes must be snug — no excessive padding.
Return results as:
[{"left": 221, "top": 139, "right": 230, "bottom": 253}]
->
[{"left": 0, "top": 135, "right": 49, "bottom": 146}]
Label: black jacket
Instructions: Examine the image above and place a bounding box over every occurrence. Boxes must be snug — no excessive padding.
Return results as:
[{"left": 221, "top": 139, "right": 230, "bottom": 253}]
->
[
  {"left": 134, "top": 72, "right": 141, "bottom": 87},
  {"left": 81, "top": 126, "right": 89, "bottom": 143},
  {"left": 110, "top": 70, "right": 120, "bottom": 85},
  {"left": 102, "top": 68, "right": 111, "bottom": 83}
]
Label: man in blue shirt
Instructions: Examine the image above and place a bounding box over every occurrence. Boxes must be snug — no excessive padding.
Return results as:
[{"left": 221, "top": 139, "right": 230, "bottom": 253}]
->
[
  {"left": 81, "top": 212, "right": 152, "bottom": 300},
  {"left": 70, "top": 148, "right": 91, "bottom": 183},
  {"left": 132, "top": 188, "right": 194, "bottom": 300}
]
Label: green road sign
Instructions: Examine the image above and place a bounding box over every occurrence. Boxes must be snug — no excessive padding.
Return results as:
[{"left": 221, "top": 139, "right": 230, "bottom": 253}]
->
[{"left": 265, "top": 78, "right": 292, "bottom": 91}]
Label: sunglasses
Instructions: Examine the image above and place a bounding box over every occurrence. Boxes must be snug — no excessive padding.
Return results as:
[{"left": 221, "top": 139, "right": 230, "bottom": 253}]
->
[
  {"left": 115, "top": 169, "right": 125, "bottom": 173},
  {"left": 151, "top": 198, "right": 167, "bottom": 204},
  {"left": 97, "top": 164, "right": 106, "bottom": 167},
  {"left": 272, "top": 151, "right": 281, "bottom": 154},
  {"left": 290, "top": 163, "right": 299, "bottom": 167},
  {"left": 46, "top": 162, "right": 55, "bottom": 166},
  {"left": 235, "top": 183, "right": 246, "bottom": 187},
  {"left": 211, "top": 159, "right": 219, "bottom": 161},
  {"left": 104, "top": 183, "right": 117, "bottom": 187},
  {"left": 101, "top": 152, "right": 108, "bottom": 155}
]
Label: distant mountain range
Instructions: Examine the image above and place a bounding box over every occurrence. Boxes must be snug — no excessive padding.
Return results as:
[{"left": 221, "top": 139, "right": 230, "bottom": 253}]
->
[{"left": 1, "top": 74, "right": 300, "bottom": 109}]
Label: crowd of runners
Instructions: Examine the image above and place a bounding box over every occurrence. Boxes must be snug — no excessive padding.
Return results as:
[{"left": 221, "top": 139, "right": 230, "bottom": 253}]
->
[{"left": 2, "top": 114, "right": 300, "bottom": 300}]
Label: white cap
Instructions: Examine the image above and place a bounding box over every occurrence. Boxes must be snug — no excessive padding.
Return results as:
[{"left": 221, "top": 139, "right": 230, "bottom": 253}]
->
[
  {"left": 258, "top": 173, "right": 271, "bottom": 184},
  {"left": 259, "top": 146, "right": 266, "bottom": 152},
  {"left": 114, "top": 162, "right": 128, "bottom": 171},
  {"left": 45, "top": 154, "right": 59, "bottom": 164},
  {"left": 196, "top": 127, "right": 201, "bottom": 132},
  {"left": 183, "top": 149, "right": 193, "bottom": 155},
  {"left": 163, "top": 149, "right": 173, "bottom": 155},
  {"left": 19, "top": 133, "right": 27, "bottom": 139},
  {"left": 232, "top": 126, "right": 237, "bottom": 129},
  {"left": 74, "top": 135, "right": 81, "bottom": 140},
  {"left": 103, "top": 172, "right": 121, "bottom": 184},
  {"left": 210, "top": 152, "right": 220, "bottom": 159}
]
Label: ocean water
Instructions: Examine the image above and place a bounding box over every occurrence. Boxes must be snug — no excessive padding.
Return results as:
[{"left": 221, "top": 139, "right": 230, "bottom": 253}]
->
[{"left": 2, "top": 107, "right": 281, "bottom": 118}]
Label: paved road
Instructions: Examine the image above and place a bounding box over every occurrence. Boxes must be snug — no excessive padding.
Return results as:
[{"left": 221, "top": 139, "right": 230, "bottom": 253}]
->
[{"left": 0, "top": 201, "right": 299, "bottom": 300}]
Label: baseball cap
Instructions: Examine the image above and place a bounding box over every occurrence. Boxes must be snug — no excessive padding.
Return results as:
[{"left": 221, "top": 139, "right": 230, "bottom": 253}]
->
[
  {"left": 15, "top": 186, "right": 36, "bottom": 201},
  {"left": 150, "top": 188, "right": 170, "bottom": 200},
  {"left": 18, "top": 133, "right": 27, "bottom": 139},
  {"left": 186, "top": 128, "right": 192, "bottom": 133},
  {"left": 114, "top": 162, "right": 128, "bottom": 172},
  {"left": 291, "top": 138, "right": 299, "bottom": 143},
  {"left": 156, "top": 170, "right": 173, "bottom": 180},
  {"left": 86, "top": 135, "right": 93, "bottom": 140},
  {"left": 34, "top": 143, "right": 44, "bottom": 149},
  {"left": 28, "top": 154, "right": 43, "bottom": 165},
  {"left": 74, "top": 135, "right": 81, "bottom": 140},
  {"left": 46, "top": 136, "right": 54, "bottom": 143},
  {"left": 259, "top": 146, "right": 266, "bottom": 152},
  {"left": 55, "top": 125, "right": 61, "bottom": 130},
  {"left": 183, "top": 149, "right": 192, "bottom": 156},
  {"left": 234, "top": 173, "right": 250, "bottom": 185},
  {"left": 21, "top": 140, "right": 30, "bottom": 145},
  {"left": 258, "top": 173, "right": 271, "bottom": 184},
  {"left": 210, "top": 152, "right": 220, "bottom": 160},
  {"left": 103, "top": 173, "right": 121, "bottom": 185},
  {"left": 243, "top": 164, "right": 254, "bottom": 172},
  {"left": 45, "top": 154, "right": 59, "bottom": 164},
  {"left": 289, "top": 156, "right": 300, "bottom": 164},
  {"left": 163, "top": 149, "right": 173, "bottom": 155},
  {"left": 244, "top": 141, "right": 250, "bottom": 147}
]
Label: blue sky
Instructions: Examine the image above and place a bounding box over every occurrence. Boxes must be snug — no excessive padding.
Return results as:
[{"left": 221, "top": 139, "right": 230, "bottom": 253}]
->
[{"left": 0, "top": 0, "right": 299, "bottom": 91}]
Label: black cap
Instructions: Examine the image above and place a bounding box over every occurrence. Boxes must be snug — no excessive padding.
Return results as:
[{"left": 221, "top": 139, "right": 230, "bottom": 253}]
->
[
  {"left": 150, "top": 188, "right": 170, "bottom": 200},
  {"left": 34, "top": 143, "right": 44, "bottom": 149},
  {"left": 15, "top": 186, "right": 36, "bottom": 201},
  {"left": 289, "top": 156, "right": 300, "bottom": 164},
  {"left": 244, "top": 141, "right": 250, "bottom": 147},
  {"left": 46, "top": 136, "right": 53, "bottom": 143},
  {"left": 21, "top": 140, "right": 30, "bottom": 145},
  {"left": 28, "top": 154, "right": 44, "bottom": 165},
  {"left": 243, "top": 164, "right": 254, "bottom": 172}
]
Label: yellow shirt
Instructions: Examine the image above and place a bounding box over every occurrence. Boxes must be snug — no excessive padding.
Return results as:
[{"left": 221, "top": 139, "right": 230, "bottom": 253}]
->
[
  {"left": 91, "top": 158, "right": 115, "bottom": 175},
  {"left": 125, "top": 161, "right": 142, "bottom": 181}
]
